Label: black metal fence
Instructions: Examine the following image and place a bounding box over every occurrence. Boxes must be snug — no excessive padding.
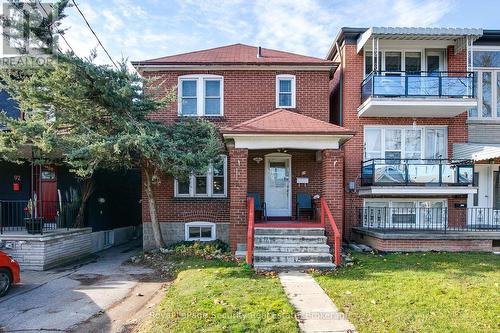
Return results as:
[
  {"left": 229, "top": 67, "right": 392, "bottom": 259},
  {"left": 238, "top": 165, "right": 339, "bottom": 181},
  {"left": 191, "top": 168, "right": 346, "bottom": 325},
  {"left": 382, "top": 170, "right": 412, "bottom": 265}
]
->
[
  {"left": 0, "top": 200, "right": 81, "bottom": 234},
  {"left": 356, "top": 207, "right": 500, "bottom": 232}
]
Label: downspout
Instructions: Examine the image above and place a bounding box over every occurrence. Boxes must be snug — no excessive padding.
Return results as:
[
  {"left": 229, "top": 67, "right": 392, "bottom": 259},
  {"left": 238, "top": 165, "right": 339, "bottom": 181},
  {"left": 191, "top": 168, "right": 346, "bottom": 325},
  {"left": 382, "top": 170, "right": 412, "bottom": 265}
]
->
[
  {"left": 335, "top": 41, "right": 347, "bottom": 240},
  {"left": 335, "top": 41, "right": 343, "bottom": 126}
]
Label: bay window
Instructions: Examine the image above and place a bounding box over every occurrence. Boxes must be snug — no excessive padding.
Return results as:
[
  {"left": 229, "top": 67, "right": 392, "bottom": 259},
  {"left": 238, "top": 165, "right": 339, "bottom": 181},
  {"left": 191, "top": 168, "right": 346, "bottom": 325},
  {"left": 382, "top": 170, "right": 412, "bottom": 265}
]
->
[
  {"left": 174, "top": 156, "right": 227, "bottom": 197},
  {"left": 178, "top": 75, "right": 223, "bottom": 116},
  {"left": 364, "top": 126, "right": 447, "bottom": 161}
]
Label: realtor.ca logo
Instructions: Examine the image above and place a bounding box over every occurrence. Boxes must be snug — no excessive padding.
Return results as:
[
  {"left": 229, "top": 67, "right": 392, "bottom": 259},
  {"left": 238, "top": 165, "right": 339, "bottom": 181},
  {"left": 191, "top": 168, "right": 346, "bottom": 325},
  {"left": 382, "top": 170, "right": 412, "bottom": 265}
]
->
[{"left": 0, "top": 1, "right": 58, "bottom": 67}]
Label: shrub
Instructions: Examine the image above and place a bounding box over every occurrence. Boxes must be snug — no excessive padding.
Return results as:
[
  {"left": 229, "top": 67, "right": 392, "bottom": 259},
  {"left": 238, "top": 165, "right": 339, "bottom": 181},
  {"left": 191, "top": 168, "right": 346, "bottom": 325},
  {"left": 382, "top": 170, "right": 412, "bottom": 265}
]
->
[{"left": 165, "top": 239, "right": 230, "bottom": 257}]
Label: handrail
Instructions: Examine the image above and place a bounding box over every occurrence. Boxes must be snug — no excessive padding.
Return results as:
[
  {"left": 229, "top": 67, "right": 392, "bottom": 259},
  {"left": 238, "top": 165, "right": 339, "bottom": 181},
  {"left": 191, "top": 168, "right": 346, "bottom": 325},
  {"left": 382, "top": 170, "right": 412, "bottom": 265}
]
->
[
  {"left": 246, "top": 196, "right": 255, "bottom": 265},
  {"left": 320, "top": 197, "right": 341, "bottom": 266}
]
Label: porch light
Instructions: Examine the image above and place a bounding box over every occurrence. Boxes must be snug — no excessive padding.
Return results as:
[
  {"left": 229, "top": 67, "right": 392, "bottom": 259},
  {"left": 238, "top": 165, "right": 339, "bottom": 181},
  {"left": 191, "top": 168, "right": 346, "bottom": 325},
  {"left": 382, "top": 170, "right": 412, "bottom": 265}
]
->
[{"left": 253, "top": 157, "right": 263, "bottom": 164}]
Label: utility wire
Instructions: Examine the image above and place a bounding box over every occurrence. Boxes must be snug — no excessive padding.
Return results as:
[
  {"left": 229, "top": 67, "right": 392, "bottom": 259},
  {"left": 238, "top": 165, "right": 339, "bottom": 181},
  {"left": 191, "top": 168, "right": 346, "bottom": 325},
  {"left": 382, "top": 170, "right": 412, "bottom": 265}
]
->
[
  {"left": 70, "top": 0, "right": 119, "bottom": 69},
  {"left": 36, "top": 0, "right": 75, "bottom": 54}
]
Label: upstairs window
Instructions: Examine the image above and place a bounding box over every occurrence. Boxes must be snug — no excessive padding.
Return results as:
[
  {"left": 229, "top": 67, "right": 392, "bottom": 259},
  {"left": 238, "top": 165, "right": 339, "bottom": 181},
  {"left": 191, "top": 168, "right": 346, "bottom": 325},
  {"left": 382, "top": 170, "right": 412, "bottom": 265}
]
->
[
  {"left": 178, "top": 75, "right": 223, "bottom": 116},
  {"left": 276, "top": 75, "right": 296, "bottom": 108}
]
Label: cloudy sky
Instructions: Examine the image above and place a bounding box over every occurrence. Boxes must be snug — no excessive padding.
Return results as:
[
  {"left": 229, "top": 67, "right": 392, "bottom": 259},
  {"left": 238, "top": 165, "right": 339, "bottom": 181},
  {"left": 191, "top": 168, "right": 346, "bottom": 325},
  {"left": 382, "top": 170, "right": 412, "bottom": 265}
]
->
[{"left": 57, "top": 0, "right": 498, "bottom": 66}]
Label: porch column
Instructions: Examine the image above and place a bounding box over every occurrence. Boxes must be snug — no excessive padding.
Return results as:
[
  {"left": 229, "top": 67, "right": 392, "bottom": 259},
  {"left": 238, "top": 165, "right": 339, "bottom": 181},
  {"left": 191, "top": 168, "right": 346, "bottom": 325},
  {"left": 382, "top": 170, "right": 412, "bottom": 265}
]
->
[
  {"left": 321, "top": 149, "right": 344, "bottom": 239},
  {"left": 228, "top": 147, "right": 248, "bottom": 252}
]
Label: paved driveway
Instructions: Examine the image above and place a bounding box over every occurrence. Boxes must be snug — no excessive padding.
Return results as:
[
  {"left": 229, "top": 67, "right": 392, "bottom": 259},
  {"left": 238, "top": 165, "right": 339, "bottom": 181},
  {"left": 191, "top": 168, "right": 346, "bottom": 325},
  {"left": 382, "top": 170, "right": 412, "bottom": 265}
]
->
[{"left": 0, "top": 242, "right": 158, "bottom": 333}]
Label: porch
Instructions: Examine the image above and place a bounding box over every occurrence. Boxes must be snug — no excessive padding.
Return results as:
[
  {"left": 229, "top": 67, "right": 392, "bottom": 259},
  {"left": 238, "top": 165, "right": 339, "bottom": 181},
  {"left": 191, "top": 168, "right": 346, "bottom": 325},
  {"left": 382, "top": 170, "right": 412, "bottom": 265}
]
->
[{"left": 222, "top": 109, "right": 353, "bottom": 268}]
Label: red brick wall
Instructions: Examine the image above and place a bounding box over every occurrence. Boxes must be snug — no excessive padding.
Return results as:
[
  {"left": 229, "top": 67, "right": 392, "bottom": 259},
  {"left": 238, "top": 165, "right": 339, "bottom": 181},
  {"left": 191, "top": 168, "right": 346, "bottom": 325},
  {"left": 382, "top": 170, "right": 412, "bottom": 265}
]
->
[
  {"left": 321, "top": 149, "right": 344, "bottom": 245},
  {"left": 140, "top": 68, "right": 332, "bottom": 250},
  {"left": 352, "top": 233, "right": 493, "bottom": 252},
  {"left": 229, "top": 148, "right": 248, "bottom": 251},
  {"left": 142, "top": 70, "right": 331, "bottom": 126},
  {"left": 336, "top": 42, "right": 470, "bottom": 240}
]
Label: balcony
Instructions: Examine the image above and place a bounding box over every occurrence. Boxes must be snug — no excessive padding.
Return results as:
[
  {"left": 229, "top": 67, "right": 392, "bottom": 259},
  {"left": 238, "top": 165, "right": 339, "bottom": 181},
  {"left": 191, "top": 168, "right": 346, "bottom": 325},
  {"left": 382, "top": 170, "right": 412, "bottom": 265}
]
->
[
  {"left": 360, "top": 159, "right": 477, "bottom": 196},
  {"left": 359, "top": 71, "right": 477, "bottom": 118}
]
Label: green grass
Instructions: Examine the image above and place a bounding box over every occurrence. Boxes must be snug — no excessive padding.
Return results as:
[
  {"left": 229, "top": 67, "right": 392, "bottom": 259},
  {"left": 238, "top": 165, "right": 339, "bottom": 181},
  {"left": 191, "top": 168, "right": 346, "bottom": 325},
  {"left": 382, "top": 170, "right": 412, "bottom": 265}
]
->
[
  {"left": 314, "top": 252, "right": 500, "bottom": 333},
  {"left": 137, "top": 255, "right": 299, "bottom": 333}
]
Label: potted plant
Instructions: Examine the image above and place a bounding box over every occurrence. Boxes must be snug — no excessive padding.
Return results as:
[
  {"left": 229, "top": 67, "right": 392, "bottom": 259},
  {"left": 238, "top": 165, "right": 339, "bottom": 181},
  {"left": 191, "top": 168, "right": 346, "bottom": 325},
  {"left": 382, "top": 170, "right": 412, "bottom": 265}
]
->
[{"left": 24, "top": 199, "right": 43, "bottom": 234}]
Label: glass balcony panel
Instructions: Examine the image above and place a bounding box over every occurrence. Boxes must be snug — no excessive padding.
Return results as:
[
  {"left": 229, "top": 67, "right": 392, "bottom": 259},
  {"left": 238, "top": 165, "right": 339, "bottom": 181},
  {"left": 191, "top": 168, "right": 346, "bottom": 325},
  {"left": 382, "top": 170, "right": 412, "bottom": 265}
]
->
[
  {"left": 362, "top": 159, "right": 474, "bottom": 186},
  {"left": 441, "top": 77, "right": 471, "bottom": 96},
  {"left": 374, "top": 163, "right": 406, "bottom": 184},
  {"left": 362, "top": 71, "right": 475, "bottom": 99},
  {"left": 407, "top": 76, "right": 439, "bottom": 96},
  {"left": 441, "top": 165, "right": 457, "bottom": 184},
  {"left": 373, "top": 75, "right": 405, "bottom": 96},
  {"left": 407, "top": 164, "right": 440, "bottom": 184}
]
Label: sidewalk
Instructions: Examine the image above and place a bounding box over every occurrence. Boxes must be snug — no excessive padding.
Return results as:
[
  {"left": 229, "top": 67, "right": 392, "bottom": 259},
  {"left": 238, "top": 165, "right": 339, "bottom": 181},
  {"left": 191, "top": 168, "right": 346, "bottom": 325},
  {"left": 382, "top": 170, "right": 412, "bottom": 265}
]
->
[{"left": 279, "top": 271, "right": 356, "bottom": 333}]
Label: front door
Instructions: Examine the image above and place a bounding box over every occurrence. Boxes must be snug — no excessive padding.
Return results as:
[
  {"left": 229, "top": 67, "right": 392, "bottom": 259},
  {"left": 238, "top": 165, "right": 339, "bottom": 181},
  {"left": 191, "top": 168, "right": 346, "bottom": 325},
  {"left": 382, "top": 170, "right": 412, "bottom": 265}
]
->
[
  {"left": 426, "top": 51, "right": 444, "bottom": 74},
  {"left": 265, "top": 155, "right": 291, "bottom": 217}
]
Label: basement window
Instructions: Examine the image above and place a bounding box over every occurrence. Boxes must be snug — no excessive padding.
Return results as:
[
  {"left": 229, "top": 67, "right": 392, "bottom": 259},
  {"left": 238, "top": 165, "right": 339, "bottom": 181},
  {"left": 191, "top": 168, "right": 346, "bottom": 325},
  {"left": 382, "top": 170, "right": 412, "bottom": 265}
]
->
[{"left": 185, "top": 222, "right": 216, "bottom": 241}]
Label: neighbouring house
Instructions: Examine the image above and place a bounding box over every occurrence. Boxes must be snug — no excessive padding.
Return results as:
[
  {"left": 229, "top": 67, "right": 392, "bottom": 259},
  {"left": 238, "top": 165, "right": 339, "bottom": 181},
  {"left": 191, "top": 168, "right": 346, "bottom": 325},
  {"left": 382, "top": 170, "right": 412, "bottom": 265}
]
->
[
  {"left": 132, "top": 44, "right": 354, "bottom": 269},
  {"left": 454, "top": 30, "right": 500, "bottom": 219},
  {"left": 0, "top": 92, "right": 142, "bottom": 270},
  {"left": 328, "top": 27, "right": 500, "bottom": 252}
]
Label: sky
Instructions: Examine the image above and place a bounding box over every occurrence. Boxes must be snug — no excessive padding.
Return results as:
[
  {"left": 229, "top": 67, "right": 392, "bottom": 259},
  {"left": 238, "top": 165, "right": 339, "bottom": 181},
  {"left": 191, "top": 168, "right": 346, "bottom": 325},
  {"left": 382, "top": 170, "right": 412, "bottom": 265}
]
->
[{"left": 56, "top": 0, "right": 500, "bottom": 66}]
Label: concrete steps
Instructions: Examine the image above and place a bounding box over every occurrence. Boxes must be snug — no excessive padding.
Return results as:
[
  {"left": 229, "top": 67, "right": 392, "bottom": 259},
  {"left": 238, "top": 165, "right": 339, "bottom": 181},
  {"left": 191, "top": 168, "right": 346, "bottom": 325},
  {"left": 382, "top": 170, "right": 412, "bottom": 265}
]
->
[{"left": 253, "top": 227, "right": 334, "bottom": 270}]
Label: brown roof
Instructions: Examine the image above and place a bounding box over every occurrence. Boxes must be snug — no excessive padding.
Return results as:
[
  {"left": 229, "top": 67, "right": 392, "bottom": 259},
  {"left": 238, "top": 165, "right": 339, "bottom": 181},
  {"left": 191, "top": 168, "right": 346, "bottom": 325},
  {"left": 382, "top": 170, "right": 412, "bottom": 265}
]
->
[
  {"left": 222, "top": 109, "right": 355, "bottom": 135},
  {"left": 132, "top": 43, "right": 334, "bottom": 66}
]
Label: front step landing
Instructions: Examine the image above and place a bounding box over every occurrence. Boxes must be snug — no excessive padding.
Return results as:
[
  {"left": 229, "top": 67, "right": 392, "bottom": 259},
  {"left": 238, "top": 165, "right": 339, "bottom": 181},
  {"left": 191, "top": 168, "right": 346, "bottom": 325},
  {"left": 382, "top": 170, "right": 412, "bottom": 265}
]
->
[{"left": 253, "top": 228, "right": 335, "bottom": 271}]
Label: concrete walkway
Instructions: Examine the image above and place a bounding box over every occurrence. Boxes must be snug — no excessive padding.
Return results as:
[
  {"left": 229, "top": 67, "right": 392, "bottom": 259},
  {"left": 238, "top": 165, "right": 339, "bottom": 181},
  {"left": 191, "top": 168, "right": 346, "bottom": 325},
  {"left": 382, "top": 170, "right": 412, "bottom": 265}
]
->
[
  {"left": 0, "top": 242, "right": 161, "bottom": 333},
  {"left": 279, "top": 271, "right": 356, "bottom": 333}
]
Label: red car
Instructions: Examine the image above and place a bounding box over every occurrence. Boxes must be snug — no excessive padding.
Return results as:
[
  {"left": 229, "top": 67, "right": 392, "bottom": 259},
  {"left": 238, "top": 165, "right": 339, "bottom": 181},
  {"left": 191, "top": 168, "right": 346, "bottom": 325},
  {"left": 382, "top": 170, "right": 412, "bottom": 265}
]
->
[{"left": 0, "top": 251, "right": 20, "bottom": 297}]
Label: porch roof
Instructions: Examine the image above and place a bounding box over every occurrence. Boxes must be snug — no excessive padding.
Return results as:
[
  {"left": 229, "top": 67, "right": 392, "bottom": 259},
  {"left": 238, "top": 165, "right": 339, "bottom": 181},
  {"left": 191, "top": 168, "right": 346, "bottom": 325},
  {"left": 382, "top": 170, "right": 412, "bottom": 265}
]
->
[
  {"left": 222, "top": 109, "right": 354, "bottom": 135},
  {"left": 222, "top": 109, "right": 354, "bottom": 150}
]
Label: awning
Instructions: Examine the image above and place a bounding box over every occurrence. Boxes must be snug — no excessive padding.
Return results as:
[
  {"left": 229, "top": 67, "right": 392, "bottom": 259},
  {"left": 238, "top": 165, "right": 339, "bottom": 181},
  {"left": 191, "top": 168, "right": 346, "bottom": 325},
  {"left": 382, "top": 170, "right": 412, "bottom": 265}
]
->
[
  {"left": 453, "top": 143, "right": 500, "bottom": 161},
  {"left": 357, "top": 27, "right": 483, "bottom": 54}
]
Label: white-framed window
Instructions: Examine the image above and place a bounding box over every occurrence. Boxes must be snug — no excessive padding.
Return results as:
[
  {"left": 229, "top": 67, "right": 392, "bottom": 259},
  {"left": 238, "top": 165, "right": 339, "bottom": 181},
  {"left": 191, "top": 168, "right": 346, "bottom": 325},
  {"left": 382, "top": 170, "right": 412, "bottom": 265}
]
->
[
  {"left": 174, "top": 155, "right": 227, "bottom": 197},
  {"left": 185, "top": 221, "right": 216, "bottom": 241},
  {"left": 364, "top": 126, "right": 447, "bottom": 161},
  {"left": 178, "top": 75, "right": 223, "bottom": 116},
  {"left": 364, "top": 49, "right": 445, "bottom": 78},
  {"left": 468, "top": 69, "right": 500, "bottom": 119},
  {"left": 276, "top": 74, "right": 296, "bottom": 108},
  {"left": 363, "top": 198, "right": 447, "bottom": 228}
]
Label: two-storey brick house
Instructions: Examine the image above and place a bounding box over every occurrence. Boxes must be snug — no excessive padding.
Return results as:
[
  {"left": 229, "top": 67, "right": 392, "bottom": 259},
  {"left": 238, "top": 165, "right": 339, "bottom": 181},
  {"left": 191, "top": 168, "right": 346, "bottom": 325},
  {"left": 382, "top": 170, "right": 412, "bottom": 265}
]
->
[
  {"left": 328, "top": 27, "right": 500, "bottom": 252},
  {"left": 132, "top": 44, "right": 353, "bottom": 269}
]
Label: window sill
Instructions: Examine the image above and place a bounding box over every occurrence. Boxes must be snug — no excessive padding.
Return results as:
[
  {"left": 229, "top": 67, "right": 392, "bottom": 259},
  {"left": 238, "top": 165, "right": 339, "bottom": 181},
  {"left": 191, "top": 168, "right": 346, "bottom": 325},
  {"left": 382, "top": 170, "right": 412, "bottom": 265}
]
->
[{"left": 173, "top": 196, "right": 228, "bottom": 201}]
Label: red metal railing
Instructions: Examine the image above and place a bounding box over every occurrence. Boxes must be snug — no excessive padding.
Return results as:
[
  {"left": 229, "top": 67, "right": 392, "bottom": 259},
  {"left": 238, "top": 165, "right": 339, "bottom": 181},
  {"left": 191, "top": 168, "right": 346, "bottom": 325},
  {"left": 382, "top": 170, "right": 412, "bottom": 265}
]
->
[
  {"left": 246, "top": 196, "right": 255, "bottom": 265},
  {"left": 320, "top": 197, "right": 342, "bottom": 266}
]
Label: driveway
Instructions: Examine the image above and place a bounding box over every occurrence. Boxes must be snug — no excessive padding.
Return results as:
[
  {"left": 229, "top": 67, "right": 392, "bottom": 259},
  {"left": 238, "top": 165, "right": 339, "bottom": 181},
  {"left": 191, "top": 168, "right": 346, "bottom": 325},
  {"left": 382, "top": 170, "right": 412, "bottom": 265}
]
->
[{"left": 0, "top": 242, "right": 164, "bottom": 333}]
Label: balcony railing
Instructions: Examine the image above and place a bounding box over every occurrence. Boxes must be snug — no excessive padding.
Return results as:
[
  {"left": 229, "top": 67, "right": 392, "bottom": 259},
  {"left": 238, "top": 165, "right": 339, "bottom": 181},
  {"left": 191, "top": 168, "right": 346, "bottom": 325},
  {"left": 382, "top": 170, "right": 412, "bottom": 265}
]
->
[
  {"left": 361, "top": 159, "right": 474, "bottom": 187},
  {"left": 361, "top": 71, "right": 475, "bottom": 104},
  {"left": 356, "top": 207, "right": 500, "bottom": 232}
]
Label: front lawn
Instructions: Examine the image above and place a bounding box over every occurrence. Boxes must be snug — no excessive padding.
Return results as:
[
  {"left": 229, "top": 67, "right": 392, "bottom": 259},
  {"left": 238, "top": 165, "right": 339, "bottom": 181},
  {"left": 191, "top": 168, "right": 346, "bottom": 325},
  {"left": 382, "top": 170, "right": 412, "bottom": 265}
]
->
[
  {"left": 314, "top": 252, "right": 500, "bottom": 333},
  {"left": 136, "top": 254, "right": 298, "bottom": 333}
]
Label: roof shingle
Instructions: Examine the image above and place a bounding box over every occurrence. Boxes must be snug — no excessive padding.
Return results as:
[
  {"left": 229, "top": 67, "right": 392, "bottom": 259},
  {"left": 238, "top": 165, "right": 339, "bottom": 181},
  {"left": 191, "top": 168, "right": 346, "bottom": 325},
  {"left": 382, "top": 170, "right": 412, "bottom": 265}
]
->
[
  {"left": 222, "top": 109, "right": 355, "bottom": 135},
  {"left": 132, "top": 43, "right": 334, "bottom": 66}
]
